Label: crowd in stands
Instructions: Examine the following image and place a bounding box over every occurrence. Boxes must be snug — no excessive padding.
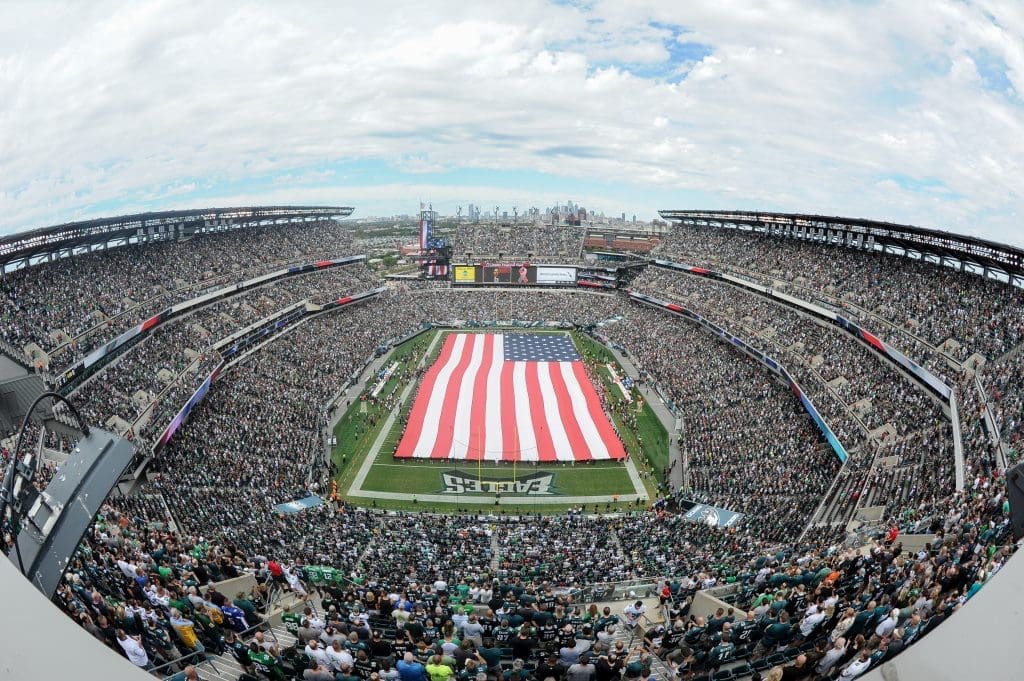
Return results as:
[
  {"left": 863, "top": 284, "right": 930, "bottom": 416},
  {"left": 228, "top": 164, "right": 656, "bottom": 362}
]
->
[
  {"left": 4, "top": 219, "right": 1024, "bottom": 679},
  {"left": 599, "top": 304, "right": 839, "bottom": 542},
  {"left": 629, "top": 267, "right": 945, "bottom": 440},
  {"left": 44, "top": 461, "right": 1017, "bottom": 681},
  {"left": 624, "top": 264, "right": 985, "bottom": 529},
  {"left": 652, "top": 224, "right": 1024, "bottom": 363},
  {"left": 452, "top": 224, "right": 585, "bottom": 261},
  {"left": 651, "top": 223, "right": 1024, "bottom": 469},
  {"left": 66, "top": 263, "right": 378, "bottom": 443},
  {"left": 981, "top": 352, "right": 1023, "bottom": 462},
  {"left": 0, "top": 220, "right": 358, "bottom": 365}
]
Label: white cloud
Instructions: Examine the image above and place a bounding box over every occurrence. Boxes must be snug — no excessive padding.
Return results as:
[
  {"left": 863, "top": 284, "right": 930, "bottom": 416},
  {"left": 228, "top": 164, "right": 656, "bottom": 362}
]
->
[{"left": 0, "top": 0, "right": 1022, "bottom": 246}]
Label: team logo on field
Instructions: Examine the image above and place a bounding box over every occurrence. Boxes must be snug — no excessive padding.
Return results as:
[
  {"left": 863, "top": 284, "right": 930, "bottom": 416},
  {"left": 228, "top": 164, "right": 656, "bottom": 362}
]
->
[{"left": 440, "top": 471, "right": 555, "bottom": 495}]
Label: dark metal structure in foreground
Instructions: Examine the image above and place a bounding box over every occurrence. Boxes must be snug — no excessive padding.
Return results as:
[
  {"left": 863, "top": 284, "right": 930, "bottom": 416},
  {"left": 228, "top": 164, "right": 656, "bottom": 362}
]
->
[
  {"left": 659, "top": 209, "right": 1024, "bottom": 288},
  {"left": 14, "top": 429, "right": 136, "bottom": 599}
]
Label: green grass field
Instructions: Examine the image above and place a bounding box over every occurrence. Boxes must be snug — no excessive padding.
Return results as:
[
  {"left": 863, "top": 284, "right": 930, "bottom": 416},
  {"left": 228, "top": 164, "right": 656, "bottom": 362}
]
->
[
  {"left": 573, "top": 332, "right": 670, "bottom": 475},
  {"left": 330, "top": 328, "right": 669, "bottom": 512},
  {"left": 360, "top": 460, "right": 633, "bottom": 496}
]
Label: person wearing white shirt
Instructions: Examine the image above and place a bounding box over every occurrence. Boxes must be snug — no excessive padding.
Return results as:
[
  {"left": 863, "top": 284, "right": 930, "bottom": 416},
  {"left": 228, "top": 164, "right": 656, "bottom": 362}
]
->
[
  {"left": 305, "top": 640, "right": 331, "bottom": 668},
  {"left": 799, "top": 606, "right": 827, "bottom": 638},
  {"left": 116, "top": 560, "right": 139, "bottom": 579},
  {"left": 148, "top": 587, "right": 170, "bottom": 609},
  {"left": 874, "top": 610, "right": 899, "bottom": 639},
  {"left": 623, "top": 601, "right": 647, "bottom": 629},
  {"left": 285, "top": 566, "right": 308, "bottom": 598},
  {"left": 350, "top": 610, "right": 370, "bottom": 632},
  {"left": 116, "top": 629, "right": 150, "bottom": 669},
  {"left": 838, "top": 649, "right": 873, "bottom": 680},
  {"left": 816, "top": 638, "right": 848, "bottom": 676},
  {"left": 326, "top": 640, "right": 354, "bottom": 671},
  {"left": 305, "top": 610, "right": 326, "bottom": 632}
]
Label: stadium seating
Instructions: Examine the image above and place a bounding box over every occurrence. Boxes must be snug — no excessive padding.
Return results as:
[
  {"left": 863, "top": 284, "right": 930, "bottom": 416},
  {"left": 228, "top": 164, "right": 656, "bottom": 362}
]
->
[
  {"left": 1, "top": 215, "right": 1021, "bottom": 681},
  {"left": 451, "top": 223, "right": 586, "bottom": 262}
]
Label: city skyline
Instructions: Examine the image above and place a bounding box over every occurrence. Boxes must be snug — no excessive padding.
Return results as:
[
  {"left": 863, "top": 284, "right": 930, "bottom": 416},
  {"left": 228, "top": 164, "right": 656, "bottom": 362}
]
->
[{"left": 1, "top": 2, "right": 1023, "bottom": 245}]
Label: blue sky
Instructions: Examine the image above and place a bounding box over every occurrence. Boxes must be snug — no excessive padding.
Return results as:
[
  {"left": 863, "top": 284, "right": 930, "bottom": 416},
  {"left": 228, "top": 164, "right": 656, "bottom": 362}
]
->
[{"left": 1, "top": 1, "right": 1023, "bottom": 245}]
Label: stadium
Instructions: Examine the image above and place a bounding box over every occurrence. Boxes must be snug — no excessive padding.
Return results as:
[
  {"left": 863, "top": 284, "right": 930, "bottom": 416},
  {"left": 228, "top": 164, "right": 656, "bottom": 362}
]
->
[{"left": 1, "top": 206, "right": 1022, "bottom": 681}]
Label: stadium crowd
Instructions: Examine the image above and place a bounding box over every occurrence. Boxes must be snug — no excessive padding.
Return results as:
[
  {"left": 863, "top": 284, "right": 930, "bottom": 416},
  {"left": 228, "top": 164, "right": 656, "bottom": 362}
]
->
[
  {"left": 45, "top": 462, "right": 1017, "bottom": 681},
  {"left": 3, "top": 218, "right": 1024, "bottom": 681},
  {"left": 452, "top": 224, "right": 586, "bottom": 261},
  {"left": 652, "top": 223, "right": 1024, "bottom": 363},
  {"left": 0, "top": 220, "right": 358, "bottom": 365},
  {"left": 598, "top": 304, "right": 839, "bottom": 542},
  {"left": 651, "top": 223, "right": 1024, "bottom": 464},
  {"left": 625, "top": 265, "right": 994, "bottom": 514},
  {"left": 629, "top": 267, "right": 945, "bottom": 440},
  {"left": 67, "top": 263, "right": 378, "bottom": 442}
]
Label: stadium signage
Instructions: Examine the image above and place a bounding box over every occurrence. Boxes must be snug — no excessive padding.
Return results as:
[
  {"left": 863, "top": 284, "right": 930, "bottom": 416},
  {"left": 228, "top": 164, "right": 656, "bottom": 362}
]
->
[
  {"left": 678, "top": 500, "right": 744, "bottom": 528},
  {"left": 441, "top": 471, "right": 555, "bottom": 495},
  {"left": 535, "top": 266, "right": 576, "bottom": 284},
  {"left": 453, "top": 263, "right": 579, "bottom": 286}
]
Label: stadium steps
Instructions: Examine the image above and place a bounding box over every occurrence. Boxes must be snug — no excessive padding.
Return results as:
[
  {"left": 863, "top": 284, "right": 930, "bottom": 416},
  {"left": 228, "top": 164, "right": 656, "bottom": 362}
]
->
[
  {"left": 186, "top": 594, "right": 308, "bottom": 681},
  {"left": 490, "top": 533, "right": 501, "bottom": 570},
  {"left": 609, "top": 614, "right": 676, "bottom": 681},
  {"left": 194, "top": 620, "right": 299, "bottom": 681}
]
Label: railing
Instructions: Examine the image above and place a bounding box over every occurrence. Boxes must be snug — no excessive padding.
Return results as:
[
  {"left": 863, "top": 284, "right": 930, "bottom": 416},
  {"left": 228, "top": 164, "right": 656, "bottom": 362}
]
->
[
  {"left": 0, "top": 336, "right": 34, "bottom": 370},
  {"left": 47, "top": 252, "right": 335, "bottom": 367},
  {"left": 152, "top": 619, "right": 279, "bottom": 680},
  {"left": 566, "top": 578, "right": 661, "bottom": 603},
  {"left": 974, "top": 373, "right": 1008, "bottom": 470}
]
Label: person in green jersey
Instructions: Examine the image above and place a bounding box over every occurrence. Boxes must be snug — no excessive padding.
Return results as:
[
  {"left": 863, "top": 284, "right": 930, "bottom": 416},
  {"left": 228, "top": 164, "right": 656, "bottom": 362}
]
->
[
  {"left": 281, "top": 609, "right": 303, "bottom": 636},
  {"left": 248, "top": 642, "right": 285, "bottom": 680},
  {"left": 425, "top": 654, "right": 454, "bottom": 681}
]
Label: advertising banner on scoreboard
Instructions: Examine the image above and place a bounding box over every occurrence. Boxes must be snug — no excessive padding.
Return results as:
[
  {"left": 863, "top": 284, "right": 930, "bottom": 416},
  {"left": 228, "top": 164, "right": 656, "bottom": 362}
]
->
[
  {"left": 454, "top": 266, "right": 477, "bottom": 283},
  {"left": 483, "top": 263, "right": 531, "bottom": 284},
  {"left": 535, "top": 266, "right": 577, "bottom": 284},
  {"left": 455, "top": 264, "right": 577, "bottom": 286}
]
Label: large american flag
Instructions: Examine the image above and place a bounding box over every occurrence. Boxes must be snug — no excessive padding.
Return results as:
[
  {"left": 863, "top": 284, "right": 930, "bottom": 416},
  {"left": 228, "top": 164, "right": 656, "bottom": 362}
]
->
[{"left": 395, "top": 333, "right": 627, "bottom": 462}]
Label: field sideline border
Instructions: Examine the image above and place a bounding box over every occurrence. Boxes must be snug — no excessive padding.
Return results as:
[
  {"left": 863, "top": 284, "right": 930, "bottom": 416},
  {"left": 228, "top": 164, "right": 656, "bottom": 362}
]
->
[{"left": 341, "top": 327, "right": 651, "bottom": 506}]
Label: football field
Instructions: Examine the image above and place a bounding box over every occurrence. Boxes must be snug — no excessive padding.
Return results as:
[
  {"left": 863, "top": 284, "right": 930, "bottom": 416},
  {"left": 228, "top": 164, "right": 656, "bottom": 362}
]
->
[{"left": 330, "top": 328, "right": 667, "bottom": 512}]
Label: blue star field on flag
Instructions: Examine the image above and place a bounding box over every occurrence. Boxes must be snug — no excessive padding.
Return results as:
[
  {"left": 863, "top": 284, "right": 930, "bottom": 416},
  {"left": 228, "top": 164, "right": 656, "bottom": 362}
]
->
[{"left": 502, "top": 333, "right": 581, "bottom": 362}]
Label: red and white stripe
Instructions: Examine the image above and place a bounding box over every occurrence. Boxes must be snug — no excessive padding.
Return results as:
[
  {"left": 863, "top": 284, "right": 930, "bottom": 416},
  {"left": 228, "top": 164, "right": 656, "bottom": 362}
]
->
[{"left": 395, "top": 333, "right": 626, "bottom": 462}]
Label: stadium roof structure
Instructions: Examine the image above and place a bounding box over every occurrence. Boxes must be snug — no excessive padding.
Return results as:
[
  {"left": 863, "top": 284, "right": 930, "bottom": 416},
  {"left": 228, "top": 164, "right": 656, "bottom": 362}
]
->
[
  {"left": 659, "top": 209, "right": 1024, "bottom": 288},
  {"left": 0, "top": 205, "right": 354, "bottom": 270}
]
